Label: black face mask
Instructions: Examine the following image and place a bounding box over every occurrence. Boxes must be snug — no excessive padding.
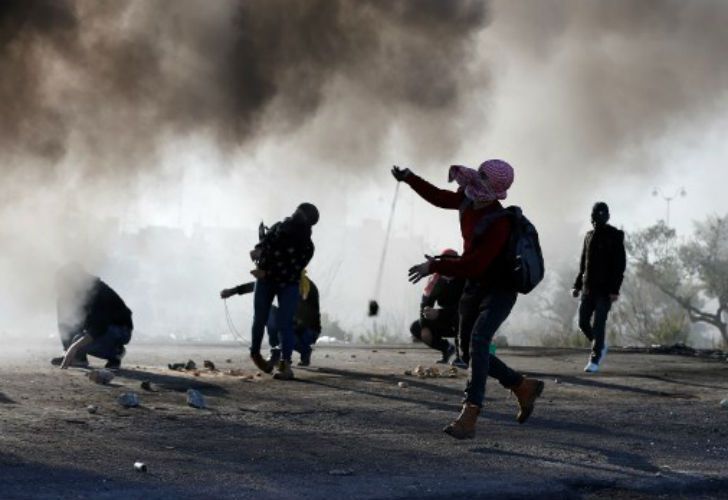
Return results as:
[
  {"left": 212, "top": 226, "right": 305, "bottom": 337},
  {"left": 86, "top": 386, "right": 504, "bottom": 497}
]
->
[{"left": 591, "top": 202, "right": 610, "bottom": 228}]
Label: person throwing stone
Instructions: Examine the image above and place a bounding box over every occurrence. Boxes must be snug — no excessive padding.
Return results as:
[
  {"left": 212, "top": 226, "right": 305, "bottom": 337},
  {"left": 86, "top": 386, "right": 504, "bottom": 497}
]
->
[{"left": 393, "top": 160, "right": 544, "bottom": 439}]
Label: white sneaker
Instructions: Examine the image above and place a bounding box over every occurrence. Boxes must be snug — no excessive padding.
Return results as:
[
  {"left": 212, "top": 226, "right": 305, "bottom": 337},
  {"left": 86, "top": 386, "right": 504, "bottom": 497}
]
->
[
  {"left": 584, "top": 361, "right": 599, "bottom": 373},
  {"left": 599, "top": 344, "right": 608, "bottom": 365}
]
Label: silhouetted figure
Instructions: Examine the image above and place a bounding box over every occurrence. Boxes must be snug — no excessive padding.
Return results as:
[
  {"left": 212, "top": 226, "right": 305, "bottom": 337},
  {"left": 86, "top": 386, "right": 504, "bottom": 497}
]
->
[
  {"left": 409, "top": 249, "right": 464, "bottom": 364},
  {"left": 247, "top": 203, "right": 318, "bottom": 380},
  {"left": 53, "top": 263, "right": 133, "bottom": 370},
  {"left": 572, "top": 202, "right": 626, "bottom": 373},
  {"left": 393, "top": 160, "right": 544, "bottom": 440}
]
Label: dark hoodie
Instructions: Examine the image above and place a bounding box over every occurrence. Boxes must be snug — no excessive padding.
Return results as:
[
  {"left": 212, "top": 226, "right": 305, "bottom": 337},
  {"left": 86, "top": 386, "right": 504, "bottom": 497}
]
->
[{"left": 573, "top": 224, "right": 626, "bottom": 295}]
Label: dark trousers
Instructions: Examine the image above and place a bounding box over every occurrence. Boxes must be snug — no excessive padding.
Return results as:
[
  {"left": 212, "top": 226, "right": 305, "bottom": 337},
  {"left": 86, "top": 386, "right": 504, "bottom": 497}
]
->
[
  {"left": 60, "top": 325, "right": 131, "bottom": 361},
  {"left": 578, "top": 292, "right": 612, "bottom": 363},
  {"left": 250, "top": 279, "right": 300, "bottom": 362},
  {"left": 460, "top": 284, "right": 523, "bottom": 407},
  {"left": 267, "top": 307, "right": 318, "bottom": 359},
  {"left": 410, "top": 315, "right": 454, "bottom": 353}
]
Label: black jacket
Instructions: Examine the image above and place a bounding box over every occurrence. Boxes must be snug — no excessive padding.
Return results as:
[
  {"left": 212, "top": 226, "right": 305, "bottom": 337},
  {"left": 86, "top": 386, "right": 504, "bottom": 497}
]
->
[
  {"left": 573, "top": 224, "right": 626, "bottom": 295},
  {"left": 295, "top": 281, "right": 321, "bottom": 335},
  {"left": 58, "top": 277, "right": 133, "bottom": 339},
  {"left": 421, "top": 276, "right": 465, "bottom": 323}
]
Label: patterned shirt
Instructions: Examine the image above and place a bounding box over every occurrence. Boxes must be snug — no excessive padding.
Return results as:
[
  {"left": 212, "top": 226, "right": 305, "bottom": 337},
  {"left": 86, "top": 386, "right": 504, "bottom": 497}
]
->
[{"left": 256, "top": 218, "right": 315, "bottom": 285}]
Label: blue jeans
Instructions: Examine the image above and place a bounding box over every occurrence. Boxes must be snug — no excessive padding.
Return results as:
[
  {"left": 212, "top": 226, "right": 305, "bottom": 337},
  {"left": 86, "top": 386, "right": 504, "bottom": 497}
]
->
[
  {"left": 65, "top": 325, "right": 131, "bottom": 361},
  {"left": 250, "top": 279, "right": 300, "bottom": 362},
  {"left": 578, "top": 292, "right": 612, "bottom": 363},
  {"left": 267, "top": 308, "right": 317, "bottom": 358},
  {"left": 460, "top": 285, "right": 522, "bottom": 407}
]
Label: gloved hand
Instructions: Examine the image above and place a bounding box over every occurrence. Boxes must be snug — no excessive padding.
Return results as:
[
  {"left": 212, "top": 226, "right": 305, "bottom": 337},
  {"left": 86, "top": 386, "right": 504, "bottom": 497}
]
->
[
  {"left": 391, "top": 165, "right": 412, "bottom": 182},
  {"left": 408, "top": 256, "right": 433, "bottom": 284},
  {"left": 220, "top": 288, "right": 235, "bottom": 299},
  {"left": 571, "top": 288, "right": 580, "bottom": 298}
]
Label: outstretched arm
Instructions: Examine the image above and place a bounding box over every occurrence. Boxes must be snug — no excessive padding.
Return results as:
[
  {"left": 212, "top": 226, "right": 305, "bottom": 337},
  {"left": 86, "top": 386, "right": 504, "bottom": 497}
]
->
[
  {"left": 220, "top": 282, "right": 256, "bottom": 299},
  {"left": 392, "top": 167, "right": 462, "bottom": 209}
]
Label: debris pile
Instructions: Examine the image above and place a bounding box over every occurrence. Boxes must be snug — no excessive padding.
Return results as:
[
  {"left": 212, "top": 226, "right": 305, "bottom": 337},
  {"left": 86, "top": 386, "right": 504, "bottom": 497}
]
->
[
  {"left": 630, "top": 342, "right": 728, "bottom": 361},
  {"left": 403, "top": 365, "right": 459, "bottom": 379}
]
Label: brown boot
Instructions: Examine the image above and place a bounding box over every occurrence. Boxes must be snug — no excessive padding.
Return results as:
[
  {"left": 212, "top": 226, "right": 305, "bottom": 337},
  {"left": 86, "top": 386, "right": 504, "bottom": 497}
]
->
[
  {"left": 250, "top": 352, "right": 273, "bottom": 374},
  {"left": 443, "top": 402, "right": 480, "bottom": 439},
  {"left": 272, "top": 360, "right": 294, "bottom": 380},
  {"left": 512, "top": 378, "right": 544, "bottom": 424}
]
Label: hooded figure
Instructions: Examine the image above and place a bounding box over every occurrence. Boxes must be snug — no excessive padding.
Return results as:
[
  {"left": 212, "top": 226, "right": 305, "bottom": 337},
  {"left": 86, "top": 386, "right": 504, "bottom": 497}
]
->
[
  {"left": 410, "top": 249, "right": 465, "bottom": 364},
  {"left": 53, "top": 264, "right": 133, "bottom": 370},
  {"left": 572, "top": 202, "right": 627, "bottom": 373}
]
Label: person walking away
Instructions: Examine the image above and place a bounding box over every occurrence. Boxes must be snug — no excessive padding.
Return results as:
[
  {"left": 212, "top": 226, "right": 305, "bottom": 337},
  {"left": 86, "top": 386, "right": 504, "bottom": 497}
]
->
[
  {"left": 393, "top": 161, "right": 544, "bottom": 439},
  {"left": 248, "top": 203, "right": 318, "bottom": 380},
  {"left": 572, "top": 202, "right": 626, "bottom": 373},
  {"left": 409, "top": 249, "right": 464, "bottom": 364}
]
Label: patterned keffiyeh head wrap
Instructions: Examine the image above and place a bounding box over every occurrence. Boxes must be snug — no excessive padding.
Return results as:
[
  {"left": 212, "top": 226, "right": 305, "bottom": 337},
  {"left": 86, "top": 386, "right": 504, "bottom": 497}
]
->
[{"left": 448, "top": 159, "right": 514, "bottom": 202}]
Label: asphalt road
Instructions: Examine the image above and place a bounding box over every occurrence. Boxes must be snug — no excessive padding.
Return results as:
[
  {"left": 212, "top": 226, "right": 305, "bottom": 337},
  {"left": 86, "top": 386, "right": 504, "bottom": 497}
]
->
[{"left": 1, "top": 343, "right": 727, "bottom": 499}]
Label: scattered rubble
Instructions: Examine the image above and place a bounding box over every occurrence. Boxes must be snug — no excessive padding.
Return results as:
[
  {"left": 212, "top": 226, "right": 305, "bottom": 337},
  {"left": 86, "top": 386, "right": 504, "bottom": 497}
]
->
[
  {"left": 186, "top": 389, "right": 206, "bottom": 409},
  {"left": 225, "top": 358, "right": 233, "bottom": 364},
  {"left": 203, "top": 360, "right": 216, "bottom": 371},
  {"left": 87, "top": 369, "right": 114, "bottom": 385},
  {"left": 623, "top": 342, "right": 728, "bottom": 361},
  {"left": 397, "top": 381, "right": 408, "bottom": 388},
  {"left": 86, "top": 405, "right": 98, "bottom": 414},
  {"left": 168, "top": 360, "right": 197, "bottom": 371},
  {"left": 404, "top": 365, "right": 459, "bottom": 379},
  {"left": 134, "top": 462, "right": 148, "bottom": 473},
  {"left": 720, "top": 399, "right": 728, "bottom": 409},
  {"left": 118, "top": 392, "right": 140, "bottom": 408},
  {"left": 140, "top": 380, "right": 153, "bottom": 391}
]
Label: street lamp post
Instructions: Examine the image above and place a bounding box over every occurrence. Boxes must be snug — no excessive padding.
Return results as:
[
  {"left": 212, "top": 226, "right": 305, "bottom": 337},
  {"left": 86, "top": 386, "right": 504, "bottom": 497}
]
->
[{"left": 652, "top": 187, "right": 687, "bottom": 227}]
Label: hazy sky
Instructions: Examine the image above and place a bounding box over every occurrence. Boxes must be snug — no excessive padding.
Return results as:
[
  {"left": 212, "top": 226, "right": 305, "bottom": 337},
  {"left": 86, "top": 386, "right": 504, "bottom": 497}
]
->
[{"left": 1, "top": 0, "right": 727, "bottom": 340}]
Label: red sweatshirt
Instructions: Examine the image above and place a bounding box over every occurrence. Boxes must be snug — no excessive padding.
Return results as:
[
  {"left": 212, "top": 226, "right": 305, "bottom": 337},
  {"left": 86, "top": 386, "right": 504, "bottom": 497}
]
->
[{"left": 404, "top": 173, "right": 511, "bottom": 284}]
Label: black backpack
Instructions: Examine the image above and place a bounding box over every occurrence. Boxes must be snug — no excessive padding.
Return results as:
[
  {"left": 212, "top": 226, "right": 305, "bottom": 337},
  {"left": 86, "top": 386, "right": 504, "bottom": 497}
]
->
[{"left": 466, "top": 203, "right": 545, "bottom": 294}]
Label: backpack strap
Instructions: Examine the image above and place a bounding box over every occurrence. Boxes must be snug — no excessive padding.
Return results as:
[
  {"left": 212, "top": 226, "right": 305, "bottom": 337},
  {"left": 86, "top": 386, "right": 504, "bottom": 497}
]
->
[{"left": 472, "top": 208, "right": 510, "bottom": 241}]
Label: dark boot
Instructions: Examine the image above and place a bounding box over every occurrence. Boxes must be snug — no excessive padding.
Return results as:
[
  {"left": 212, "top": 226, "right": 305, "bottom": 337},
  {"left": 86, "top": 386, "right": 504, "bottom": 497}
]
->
[
  {"left": 298, "top": 351, "right": 311, "bottom": 367},
  {"left": 251, "top": 352, "right": 273, "bottom": 374},
  {"left": 273, "top": 360, "right": 294, "bottom": 380},
  {"left": 443, "top": 402, "right": 480, "bottom": 440},
  {"left": 511, "top": 378, "right": 545, "bottom": 424},
  {"left": 267, "top": 349, "right": 281, "bottom": 372},
  {"left": 437, "top": 343, "right": 456, "bottom": 364}
]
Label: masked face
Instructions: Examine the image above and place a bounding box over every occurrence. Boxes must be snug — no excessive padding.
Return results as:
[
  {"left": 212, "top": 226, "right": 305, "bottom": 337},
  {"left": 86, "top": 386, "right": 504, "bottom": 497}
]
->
[{"left": 591, "top": 202, "right": 610, "bottom": 227}]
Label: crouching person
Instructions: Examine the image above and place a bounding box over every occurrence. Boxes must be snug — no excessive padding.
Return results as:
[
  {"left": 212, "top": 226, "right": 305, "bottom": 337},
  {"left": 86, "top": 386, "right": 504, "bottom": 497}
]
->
[
  {"left": 53, "top": 263, "right": 133, "bottom": 370},
  {"left": 394, "top": 160, "right": 544, "bottom": 439},
  {"left": 267, "top": 273, "right": 321, "bottom": 367},
  {"left": 249, "top": 203, "right": 318, "bottom": 380},
  {"left": 409, "top": 249, "right": 463, "bottom": 364}
]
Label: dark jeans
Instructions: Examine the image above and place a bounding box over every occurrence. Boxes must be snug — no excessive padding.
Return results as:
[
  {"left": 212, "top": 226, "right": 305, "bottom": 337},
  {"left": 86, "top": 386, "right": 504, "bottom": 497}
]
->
[
  {"left": 61, "top": 325, "right": 131, "bottom": 361},
  {"left": 410, "top": 314, "right": 455, "bottom": 353},
  {"left": 267, "top": 307, "right": 318, "bottom": 358},
  {"left": 578, "top": 292, "right": 612, "bottom": 363},
  {"left": 250, "top": 279, "right": 300, "bottom": 362},
  {"left": 460, "top": 284, "right": 523, "bottom": 407}
]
